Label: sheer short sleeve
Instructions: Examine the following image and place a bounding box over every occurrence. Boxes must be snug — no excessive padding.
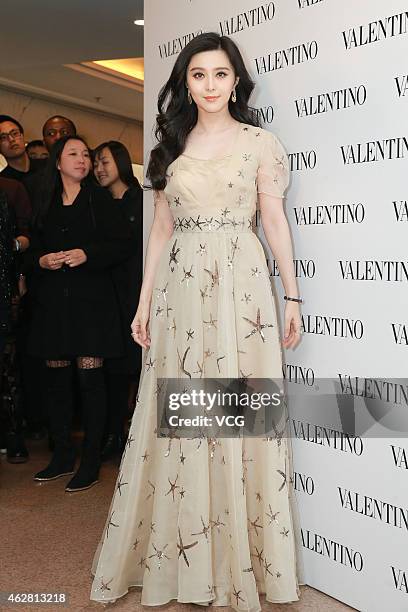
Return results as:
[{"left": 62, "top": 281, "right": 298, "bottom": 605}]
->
[{"left": 257, "top": 130, "right": 290, "bottom": 198}]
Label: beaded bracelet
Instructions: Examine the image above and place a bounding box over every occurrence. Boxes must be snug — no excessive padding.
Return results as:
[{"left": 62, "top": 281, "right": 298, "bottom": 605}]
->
[{"left": 284, "top": 295, "right": 303, "bottom": 304}]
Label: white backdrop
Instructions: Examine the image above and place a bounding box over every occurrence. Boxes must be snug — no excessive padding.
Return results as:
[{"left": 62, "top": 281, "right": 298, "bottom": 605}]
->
[{"left": 144, "top": 1, "right": 408, "bottom": 610}]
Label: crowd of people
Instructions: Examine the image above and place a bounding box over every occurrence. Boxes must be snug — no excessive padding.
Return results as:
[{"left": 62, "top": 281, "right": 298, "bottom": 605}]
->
[{"left": 0, "top": 113, "right": 143, "bottom": 492}]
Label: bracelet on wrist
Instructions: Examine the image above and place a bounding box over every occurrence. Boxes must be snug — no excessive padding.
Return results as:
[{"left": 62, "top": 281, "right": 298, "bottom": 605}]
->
[{"left": 284, "top": 295, "right": 303, "bottom": 304}]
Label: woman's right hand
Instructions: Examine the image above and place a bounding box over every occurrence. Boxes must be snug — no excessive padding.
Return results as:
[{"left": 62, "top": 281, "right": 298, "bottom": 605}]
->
[
  {"left": 131, "top": 300, "right": 151, "bottom": 349},
  {"left": 39, "top": 252, "right": 66, "bottom": 270}
]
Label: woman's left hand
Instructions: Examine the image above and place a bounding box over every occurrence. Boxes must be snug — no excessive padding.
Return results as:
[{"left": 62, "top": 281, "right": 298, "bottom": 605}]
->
[
  {"left": 282, "top": 301, "right": 302, "bottom": 349},
  {"left": 63, "top": 249, "right": 87, "bottom": 268}
]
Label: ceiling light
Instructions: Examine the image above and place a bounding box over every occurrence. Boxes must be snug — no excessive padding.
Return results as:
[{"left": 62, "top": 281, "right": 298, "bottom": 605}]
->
[{"left": 134, "top": 19, "right": 144, "bottom": 26}]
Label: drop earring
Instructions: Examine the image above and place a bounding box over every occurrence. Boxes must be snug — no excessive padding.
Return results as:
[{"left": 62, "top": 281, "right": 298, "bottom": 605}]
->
[
  {"left": 231, "top": 88, "right": 237, "bottom": 103},
  {"left": 187, "top": 89, "right": 193, "bottom": 104}
]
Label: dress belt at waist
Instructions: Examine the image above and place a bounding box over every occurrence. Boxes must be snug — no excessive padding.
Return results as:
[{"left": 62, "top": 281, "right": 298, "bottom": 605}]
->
[{"left": 173, "top": 213, "right": 253, "bottom": 233}]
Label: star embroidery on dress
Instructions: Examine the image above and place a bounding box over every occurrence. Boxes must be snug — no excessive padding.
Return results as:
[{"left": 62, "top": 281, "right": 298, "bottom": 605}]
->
[
  {"left": 263, "top": 557, "right": 274, "bottom": 577},
  {"left": 265, "top": 505, "right": 280, "bottom": 525},
  {"left": 243, "top": 153, "right": 252, "bottom": 162},
  {"left": 200, "top": 286, "right": 210, "bottom": 303},
  {"left": 167, "top": 317, "right": 177, "bottom": 338},
  {"left": 139, "top": 556, "right": 151, "bottom": 572},
  {"left": 237, "top": 169, "right": 244, "bottom": 178},
  {"left": 177, "top": 528, "right": 199, "bottom": 567},
  {"left": 239, "top": 369, "right": 253, "bottom": 385},
  {"left": 230, "top": 236, "right": 239, "bottom": 257},
  {"left": 181, "top": 265, "right": 194, "bottom": 285},
  {"left": 232, "top": 585, "right": 245, "bottom": 606},
  {"left": 99, "top": 577, "right": 113, "bottom": 592},
  {"left": 241, "top": 293, "right": 252, "bottom": 303},
  {"left": 145, "top": 357, "right": 156, "bottom": 371},
  {"left": 146, "top": 480, "right": 156, "bottom": 500},
  {"left": 276, "top": 571, "right": 282, "bottom": 578},
  {"left": 156, "top": 305, "right": 164, "bottom": 317},
  {"left": 150, "top": 522, "right": 156, "bottom": 533},
  {"left": 192, "top": 216, "right": 206, "bottom": 230},
  {"left": 256, "top": 492, "right": 262, "bottom": 502},
  {"left": 177, "top": 346, "right": 192, "bottom": 379},
  {"left": 179, "top": 451, "right": 186, "bottom": 464},
  {"left": 221, "top": 206, "right": 231, "bottom": 217},
  {"left": 277, "top": 469, "right": 287, "bottom": 491},
  {"left": 156, "top": 282, "right": 168, "bottom": 301},
  {"left": 207, "top": 585, "right": 216, "bottom": 597},
  {"left": 251, "top": 267, "right": 261, "bottom": 277},
  {"left": 149, "top": 543, "right": 170, "bottom": 569},
  {"left": 204, "top": 348, "right": 214, "bottom": 359},
  {"left": 272, "top": 419, "right": 287, "bottom": 448},
  {"left": 204, "top": 260, "right": 220, "bottom": 288},
  {"left": 179, "top": 487, "right": 186, "bottom": 498},
  {"left": 174, "top": 196, "right": 181, "bottom": 206},
  {"left": 169, "top": 240, "right": 180, "bottom": 271},
  {"left": 228, "top": 182, "right": 234, "bottom": 188},
  {"left": 106, "top": 512, "right": 119, "bottom": 539},
  {"left": 155, "top": 381, "right": 164, "bottom": 397},
  {"left": 138, "top": 520, "right": 144, "bottom": 528},
  {"left": 186, "top": 328, "right": 195, "bottom": 341},
  {"left": 166, "top": 304, "right": 173, "bottom": 317},
  {"left": 221, "top": 455, "right": 226, "bottom": 465},
  {"left": 252, "top": 546, "right": 264, "bottom": 566},
  {"left": 116, "top": 474, "right": 128, "bottom": 496},
  {"left": 205, "top": 216, "right": 214, "bottom": 230},
  {"left": 216, "top": 355, "right": 225, "bottom": 373},
  {"left": 248, "top": 516, "right": 263, "bottom": 536},
  {"left": 242, "top": 308, "right": 274, "bottom": 342},
  {"left": 275, "top": 154, "right": 286, "bottom": 168},
  {"left": 197, "top": 243, "right": 207, "bottom": 255},
  {"left": 141, "top": 450, "right": 149, "bottom": 462},
  {"left": 210, "top": 515, "right": 226, "bottom": 533},
  {"left": 192, "top": 516, "right": 211, "bottom": 540},
  {"left": 132, "top": 538, "right": 140, "bottom": 550},
  {"left": 255, "top": 131, "right": 261, "bottom": 137},
  {"left": 280, "top": 527, "right": 290, "bottom": 537},
  {"left": 227, "top": 256, "right": 233, "bottom": 270},
  {"left": 203, "top": 313, "right": 217, "bottom": 329},
  {"left": 165, "top": 475, "right": 180, "bottom": 501},
  {"left": 125, "top": 434, "right": 134, "bottom": 449}
]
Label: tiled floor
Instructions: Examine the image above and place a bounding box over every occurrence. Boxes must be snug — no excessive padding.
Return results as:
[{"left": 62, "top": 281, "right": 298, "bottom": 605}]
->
[{"left": 0, "top": 439, "right": 354, "bottom": 612}]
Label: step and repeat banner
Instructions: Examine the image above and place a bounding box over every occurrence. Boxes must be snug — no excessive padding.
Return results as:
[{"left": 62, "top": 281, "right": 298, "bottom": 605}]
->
[{"left": 144, "top": 1, "right": 407, "bottom": 610}]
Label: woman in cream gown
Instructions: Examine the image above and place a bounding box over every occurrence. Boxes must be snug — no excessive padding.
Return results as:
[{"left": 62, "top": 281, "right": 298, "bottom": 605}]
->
[{"left": 91, "top": 32, "right": 303, "bottom": 612}]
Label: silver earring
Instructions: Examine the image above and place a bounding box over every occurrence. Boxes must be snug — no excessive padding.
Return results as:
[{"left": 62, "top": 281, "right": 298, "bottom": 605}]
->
[
  {"left": 187, "top": 89, "right": 193, "bottom": 105},
  {"left": 231, "top": 88, "right": 237, "bottom": 103}
]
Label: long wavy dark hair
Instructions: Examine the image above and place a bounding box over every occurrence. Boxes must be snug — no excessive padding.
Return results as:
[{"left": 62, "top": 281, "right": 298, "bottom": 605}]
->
[
  {"left": 34, "top": 135, "right": 93, "bottom": 228},
  {"left": 147, "top": 32, "right": 260, "bottom": 190},
  {"left": 93, "top": 140, "right": 141, "bottom": 192}
]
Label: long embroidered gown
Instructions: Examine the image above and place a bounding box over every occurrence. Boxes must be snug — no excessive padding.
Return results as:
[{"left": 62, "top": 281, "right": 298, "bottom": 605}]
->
[{"left": 90, "top": 123, "right": 301, "bottom": 611}]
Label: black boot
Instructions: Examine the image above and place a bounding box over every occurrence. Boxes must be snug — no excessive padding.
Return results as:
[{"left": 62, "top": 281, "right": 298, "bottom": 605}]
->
[
  {"left": 34, "top": 366, "right": 76, "bottom": 481},
  {"left": 101, "top": 367, "right": 128, "bottom": 462},
  {"left": 66, "top": 367, "right": 107, "bottom": 493}
]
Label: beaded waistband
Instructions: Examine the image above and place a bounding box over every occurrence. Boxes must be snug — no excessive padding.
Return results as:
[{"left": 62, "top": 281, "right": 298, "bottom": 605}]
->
[{"left": 173, "top": 214, "right": 253, "bottom": 233}]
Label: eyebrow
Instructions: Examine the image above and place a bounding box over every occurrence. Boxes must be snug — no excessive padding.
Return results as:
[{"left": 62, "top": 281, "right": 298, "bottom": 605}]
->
[{"left": 189, "top": 66, "right": 231, "bottom": 71}]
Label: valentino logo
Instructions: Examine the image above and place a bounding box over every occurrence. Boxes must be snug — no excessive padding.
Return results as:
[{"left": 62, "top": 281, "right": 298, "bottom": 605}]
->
[
  {"left": 297, "top": 0, "right": 323, "bottom": 8},
  {"left": 271, "top": 259, "right": 316, "bottom": 278},
  {"left": 340, "top": 137, "right": 408, "bottom": 164},
  {"left": 337, "top": 375, "right": 408, "bottom": 407},
  {"left": 391, "top": 445, "right": 408, "bottom": 469},
  {"left": 282, "top": 363, "right": 315, "bottom": 386},
  {"left": 219, "top": 3, "right": 275, "bottom": 36},
  {"left": 338, "top": 488, "right": 408, "bottom": 530},
  {"left": 339, "top": 260, "right": 408, "bottom": 281},
  {"left": 391, "top": 567, "right": 408, "bottom": 594},
  {"left": 395, "top": 75, "right": 408, "bottom": 97},
  {"left": 294, "top": 203, "right": 365, "bottom": 225},
  {"left": 302, "top": 315, "right": 364, "bottom": 339},
  {"left": 292, "top": 419, "right": 364, "bottom": 455},
  {"left": 254, "top": 105, "right": 274, "bottom": 124},
  {"left": 393, "top": 200, "right": 408, "bottom": 221},
  {"left": 342, "top": 12, "right": 408, "bottom": 50},
  {"left": 301, "top": 529, "right": 364, "bottom": 572},
  {"left": 288, "top": 150, "right": 316, "bottom": 170},
  {"left": 158, "top": 30, "right": 203, "bottom": 59},
  {"left": 293, "top": 472, "right": 315, "bottom": 495},
  {"left": 254, "top": 40, "right": 318, "bottom": 75},
  {"left": 295, "top": 85, "right": 366, "bottom": 117},
  {"left": 391, "top": 323, "right": 408, "bottom": 345}
]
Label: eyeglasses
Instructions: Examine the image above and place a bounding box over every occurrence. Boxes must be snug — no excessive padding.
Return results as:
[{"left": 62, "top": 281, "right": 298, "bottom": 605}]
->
[{"left": 0, "top": 129, "right": 23, "bottom": 143}]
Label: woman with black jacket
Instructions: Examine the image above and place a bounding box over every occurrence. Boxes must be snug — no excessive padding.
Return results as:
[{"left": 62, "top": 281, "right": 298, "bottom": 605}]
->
[
  {"left": 93, "top": 141, "right": 143, "bottom": 460},
  {"left": 25, "top": 135, "right": 132, "bottom": 492}
]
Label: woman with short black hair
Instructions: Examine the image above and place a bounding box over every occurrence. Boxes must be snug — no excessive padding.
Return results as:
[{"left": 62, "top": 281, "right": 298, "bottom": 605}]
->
[
  {"left": 94, "top": 141, "right": 143, "bottom": 460},
  {"left": 26, "top": 135, "right": 132, "bottom": 492}
]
